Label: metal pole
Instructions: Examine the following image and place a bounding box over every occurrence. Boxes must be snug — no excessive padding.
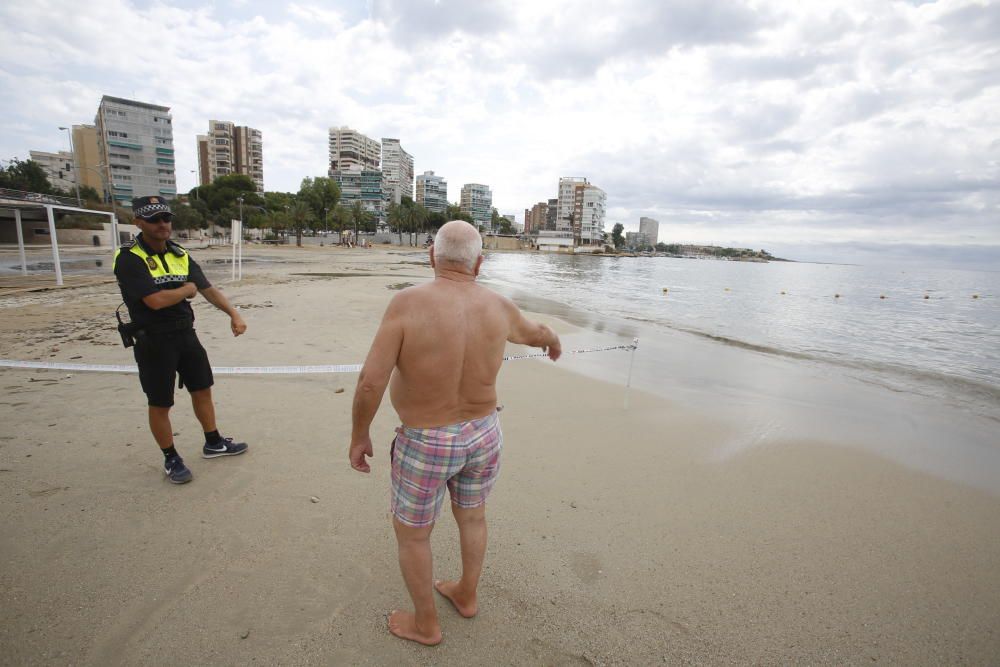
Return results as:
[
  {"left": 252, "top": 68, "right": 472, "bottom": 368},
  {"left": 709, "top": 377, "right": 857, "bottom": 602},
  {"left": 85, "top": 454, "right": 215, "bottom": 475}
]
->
[
  {"left": 14, "top": 209, "right": 27, "bottom": 276},
  {"left": 109, "top": 209, "right": 118, "bottom": 256},
  {"left": 45, "top": 205, "right": 63, "bottom": 286},
  {"left": 624, "top": 337, "right": 638, "bottom": 410}
]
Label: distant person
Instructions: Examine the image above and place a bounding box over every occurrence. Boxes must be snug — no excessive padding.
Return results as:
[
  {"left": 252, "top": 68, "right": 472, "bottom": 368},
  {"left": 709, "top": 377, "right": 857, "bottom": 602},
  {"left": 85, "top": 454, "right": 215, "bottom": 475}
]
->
[
  {"left": 114, "top": 196, "right": 249, "bottom": 485},
  {"left": 349, "top": 220, "right": 561, "bottom": 645}
]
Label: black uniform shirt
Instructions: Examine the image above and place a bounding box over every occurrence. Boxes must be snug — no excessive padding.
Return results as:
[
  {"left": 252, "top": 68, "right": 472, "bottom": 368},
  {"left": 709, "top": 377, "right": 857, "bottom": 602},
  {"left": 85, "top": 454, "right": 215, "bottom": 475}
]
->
[{"left": 115, "top": 233, "right": 211, "bottom": 329}]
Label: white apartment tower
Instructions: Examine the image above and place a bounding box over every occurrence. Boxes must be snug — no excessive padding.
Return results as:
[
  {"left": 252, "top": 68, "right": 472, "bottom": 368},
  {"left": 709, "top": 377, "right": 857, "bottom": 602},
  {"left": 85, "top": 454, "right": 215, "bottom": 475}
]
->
[
  {"left": 381, "top": 138, "right": 413, "bottom": 205},
  {"left": 96, "top": 95, "right": 176, "bottom": 204},
  {"left": 29, "top": 150, "right": 76, "bottom": 192},
  {"left": 415, "top": 171, "right": 448, "bottom": 213},
  {"left": 556, "top": 176, "right": 606, "bottom": 245},
  {"left": 460, "top": 183, "right": 493, "bottom": 229},
  {"left": 197, "top": 121, "right": 264, "bottom": 191},
  {"left": 639, "top": 217, "right": 659, "bottom": 247},
  {"left": 328, "top": 127, "right": 380, "bottom": 174}
]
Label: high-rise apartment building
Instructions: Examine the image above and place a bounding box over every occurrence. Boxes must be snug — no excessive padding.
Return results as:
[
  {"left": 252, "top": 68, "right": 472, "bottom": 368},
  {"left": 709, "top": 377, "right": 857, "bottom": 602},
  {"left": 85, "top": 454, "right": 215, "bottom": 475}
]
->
[
  {"left": 29, "top": 150, "right": 76, "bottom": 192},
  {"left": 197, "top": 121, "right": 263, "bottom": 191},
  {"left": 328, "top": 127, "right": 380, "bottom": 174},
  {"left": 524, "top": 201, "right": 548, "bottom": 234},
  {"left": 415, "top": 171, "right": 448, "bottom": 213},
  {"left": 639, "top": 217, "right": 659, "bottom": 247},
  {"left": 556, "top": 177, "right": 605, "bottom": 245},
  {"left": 332, "top": 166, "right": 387, "bottom": 224},
  {"left": 72, "top": 124, "right": 103, "bottom": 192},
  {"left": 546, "top": 198, "right": 558, "bottom": 230},
  {"left": 96, "top": 95, "right": 176, "bottom": 204},
  {"left": 381, "top": 138, "right": 413, "bottom": 205},
  {"left": 460, "top": 183, "right": 493, "bottom": 229}
]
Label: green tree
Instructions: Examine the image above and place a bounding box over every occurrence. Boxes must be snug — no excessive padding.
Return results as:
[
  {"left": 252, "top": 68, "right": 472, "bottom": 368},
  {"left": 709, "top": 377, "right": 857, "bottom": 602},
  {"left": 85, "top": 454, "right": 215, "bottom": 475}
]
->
[
  {"left": 445, "top": 203, "right": 473, "bottom": 224},
  {"left": 297, "top": 177, "right": 340, "bottom": 231},
  {"left": 288, "top": 201, "right": 315, "bottom": 246},
  {"left": 0, "top": 158, "right": 54, "bottom": 193},
  {"left": 611, "top": 222, "right": 625, "bottom": 250},
  {"left": 196, "top": 174, "right": 261, "bottom": 226},
  {"left": 170, "top": 201, "right": 206, "bottom": 230}
]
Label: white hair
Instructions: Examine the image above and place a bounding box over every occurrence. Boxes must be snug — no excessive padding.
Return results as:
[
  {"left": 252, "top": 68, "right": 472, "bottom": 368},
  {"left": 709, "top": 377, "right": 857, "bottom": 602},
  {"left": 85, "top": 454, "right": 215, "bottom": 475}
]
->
[{"left": 433, "top": 220, "right": 482, "bottom": 270}]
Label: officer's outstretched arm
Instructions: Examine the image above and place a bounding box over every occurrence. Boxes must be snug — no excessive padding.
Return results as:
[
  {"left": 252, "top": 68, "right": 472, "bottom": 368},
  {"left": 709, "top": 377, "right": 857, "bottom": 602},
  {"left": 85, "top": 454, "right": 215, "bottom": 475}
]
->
[{"left": 199, "top": 286, "right": 247, "bottom": 337}]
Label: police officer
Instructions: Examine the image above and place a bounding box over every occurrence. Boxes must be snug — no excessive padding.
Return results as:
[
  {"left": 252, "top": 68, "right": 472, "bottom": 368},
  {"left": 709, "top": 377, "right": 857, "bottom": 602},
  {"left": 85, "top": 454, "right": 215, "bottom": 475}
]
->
[{"left": 114, "top": 195, "right": 248, "bottom": 484}]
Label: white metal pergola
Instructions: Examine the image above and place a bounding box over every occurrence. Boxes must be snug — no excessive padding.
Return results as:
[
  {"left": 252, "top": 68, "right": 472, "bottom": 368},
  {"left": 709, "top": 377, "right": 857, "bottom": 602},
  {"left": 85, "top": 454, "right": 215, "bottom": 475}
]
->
[{"left": 2, "top": 201, "right": 118, "bottom": 286}]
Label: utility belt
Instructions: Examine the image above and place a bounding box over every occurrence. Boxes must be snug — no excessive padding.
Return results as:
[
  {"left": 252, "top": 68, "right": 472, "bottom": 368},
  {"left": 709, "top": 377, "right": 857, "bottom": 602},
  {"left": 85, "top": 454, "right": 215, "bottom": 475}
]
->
[{"left": 117, "top": 305, "right": 193, "bottom": 347}]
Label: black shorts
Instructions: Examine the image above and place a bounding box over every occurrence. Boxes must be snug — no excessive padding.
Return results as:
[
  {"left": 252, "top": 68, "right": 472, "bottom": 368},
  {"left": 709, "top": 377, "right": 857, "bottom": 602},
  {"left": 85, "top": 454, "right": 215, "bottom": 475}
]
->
[{"left": 133, "top": 328, "right": 214, "bottom": 407}]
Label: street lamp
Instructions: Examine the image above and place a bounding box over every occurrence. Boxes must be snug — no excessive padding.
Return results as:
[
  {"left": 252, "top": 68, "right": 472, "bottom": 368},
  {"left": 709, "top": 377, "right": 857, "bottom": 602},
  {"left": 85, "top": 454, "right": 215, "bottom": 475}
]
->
[
  {"left": 190, "top": 170, "right": 198, "bottom": 201},
  {"left": 58, "top": 126, "right": 82, "bottom": 206},
  {"left": 323, "top": 206, "right": 329, "bottom": 236}
]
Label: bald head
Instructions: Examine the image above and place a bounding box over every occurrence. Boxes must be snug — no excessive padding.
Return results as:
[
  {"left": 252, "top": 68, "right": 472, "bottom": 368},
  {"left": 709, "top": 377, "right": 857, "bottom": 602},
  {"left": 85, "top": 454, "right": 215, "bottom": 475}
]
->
[{"left": 433, "top": 220, "right": 483, "bottom": 271}]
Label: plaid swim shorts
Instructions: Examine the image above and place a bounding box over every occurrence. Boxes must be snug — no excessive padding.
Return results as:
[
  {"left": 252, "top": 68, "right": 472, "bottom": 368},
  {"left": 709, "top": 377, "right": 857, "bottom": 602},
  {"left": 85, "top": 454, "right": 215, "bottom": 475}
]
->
[{"left": 390, "top": 411, "right": 503, "bottom": 528}]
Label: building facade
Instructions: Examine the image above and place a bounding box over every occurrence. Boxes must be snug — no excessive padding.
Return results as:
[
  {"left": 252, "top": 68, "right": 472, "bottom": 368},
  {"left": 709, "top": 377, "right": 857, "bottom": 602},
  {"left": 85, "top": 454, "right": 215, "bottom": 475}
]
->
[
  {"left": 197, "top": 121, "right": 263, "bottom": 191},
  {"left": 381, "top": 138, "right": 413, "bottom": 205},
  {"left": 29, "top": 150, "right": 76, "bottom": 193},
  {"left": 72, "top": 124, "right": 103, "bottom": 192},
  {"left": 639, "top": 216, "right": 659, "bottom": 247},
  {"left": 415, "top": 170, "right": 448, "bottom": 213},
  {"left": 524, "top": 201, "right": 548, "bottom": 234},
  {"left": 328, "top": 127, "right": 380, "bottom": 174},
  {"left": 96, "top": 96, "right": 176, "bottom": 204},
  {"left": 460, "top": 183, "right": 493, "bottom": 229},
  {"left": 332, "top": 166, "right": 386, "bottom": 224},
  {"left": 556, "top": 177, "right": 605, "bottom": 245}
]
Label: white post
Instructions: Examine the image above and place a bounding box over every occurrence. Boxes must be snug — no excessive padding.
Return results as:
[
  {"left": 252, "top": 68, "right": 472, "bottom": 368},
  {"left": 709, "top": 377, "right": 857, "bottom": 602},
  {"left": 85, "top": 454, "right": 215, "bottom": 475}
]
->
[
  {"left": 624, "top": 337, "right": 638, "bottom": 410},
  {"left": 231, "top": 222, "right": 237, "bottom": 282},
  {"left": 238, "top": 225, "right": 243, "bottom": 281},
  {"left": 45, "top": 205, "right": 63, "bottom": 286},
  {"left": 14, "top": 209, "right": 27, "bottom": 276},
  {"left": 109, "top": 210, "right": 118, "bottom": 255}
]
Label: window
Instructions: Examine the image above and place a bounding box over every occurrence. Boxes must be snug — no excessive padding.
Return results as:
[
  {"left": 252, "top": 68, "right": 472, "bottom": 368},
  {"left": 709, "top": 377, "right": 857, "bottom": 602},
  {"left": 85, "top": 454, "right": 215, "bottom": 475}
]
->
[
  {"left": 111, "top": 164, "right": 131, "bottom": 171},
  {"left": 156, "top": 137, "right": 172, "bottom": 145},
  {"left": 108, "top": 130, "right": 128, "bottom": 138},
  {"left": 158, "top": 168, "right": 172, "bottom": 174},
  {"left": 115, "top": 175, "right": 132, "bottom": 181}
]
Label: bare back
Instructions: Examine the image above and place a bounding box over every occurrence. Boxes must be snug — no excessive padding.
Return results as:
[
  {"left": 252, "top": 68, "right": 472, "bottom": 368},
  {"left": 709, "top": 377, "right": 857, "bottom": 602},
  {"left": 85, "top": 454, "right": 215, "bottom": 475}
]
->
[{"left": 389, "top": 279, "right": 513, "bottom": 428}]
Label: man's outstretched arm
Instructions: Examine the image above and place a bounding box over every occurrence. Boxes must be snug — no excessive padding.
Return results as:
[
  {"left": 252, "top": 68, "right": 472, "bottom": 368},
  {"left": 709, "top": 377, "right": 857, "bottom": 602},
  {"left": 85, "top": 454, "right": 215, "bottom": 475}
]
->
[
  {"left": 505, "top": 299, "right": 562, "bottom": 361},
  {"left": 350, "top": 296, "right": 405, "bottom": 473}
]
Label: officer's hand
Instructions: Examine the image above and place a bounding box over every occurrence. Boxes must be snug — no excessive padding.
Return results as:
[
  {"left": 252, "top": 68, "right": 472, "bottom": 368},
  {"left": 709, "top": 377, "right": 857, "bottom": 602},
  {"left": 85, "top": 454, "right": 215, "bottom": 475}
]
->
[
  {"left": 231, "top": 313, "right": 247, "bottom": 337},
  {"left": 183, "top": 282, "right": 198, "bottom": 299}
]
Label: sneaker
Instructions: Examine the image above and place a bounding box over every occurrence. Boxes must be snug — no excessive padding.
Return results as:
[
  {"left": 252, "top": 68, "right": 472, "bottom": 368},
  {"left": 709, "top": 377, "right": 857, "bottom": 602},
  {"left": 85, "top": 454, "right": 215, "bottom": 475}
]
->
[
  {"left": 164, "top": 455, "right": 193, "bottom": 484},
  {"left": 202, "top": 437, "right": 249, "bottom": 459}
]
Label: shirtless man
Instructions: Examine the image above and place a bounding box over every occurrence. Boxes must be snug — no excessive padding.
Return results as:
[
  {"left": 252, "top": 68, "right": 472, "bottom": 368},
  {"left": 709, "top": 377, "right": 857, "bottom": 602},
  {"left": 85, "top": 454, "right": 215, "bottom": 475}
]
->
[{"left": 349, "top": 220, "right": 561, "bottom": 645}]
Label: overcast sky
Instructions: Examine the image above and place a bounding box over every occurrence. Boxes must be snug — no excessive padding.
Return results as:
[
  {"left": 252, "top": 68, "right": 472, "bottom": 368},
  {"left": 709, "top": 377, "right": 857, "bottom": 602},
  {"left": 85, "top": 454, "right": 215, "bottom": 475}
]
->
[{"left": 1, "top": 0, "right": 998, "bottom": 266}]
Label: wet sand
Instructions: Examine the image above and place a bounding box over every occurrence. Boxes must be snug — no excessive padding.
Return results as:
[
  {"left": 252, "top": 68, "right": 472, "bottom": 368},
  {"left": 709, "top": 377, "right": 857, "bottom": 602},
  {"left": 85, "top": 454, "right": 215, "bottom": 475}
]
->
[{"left": 1, "top": 244, "right": 998, "bottom": 665}]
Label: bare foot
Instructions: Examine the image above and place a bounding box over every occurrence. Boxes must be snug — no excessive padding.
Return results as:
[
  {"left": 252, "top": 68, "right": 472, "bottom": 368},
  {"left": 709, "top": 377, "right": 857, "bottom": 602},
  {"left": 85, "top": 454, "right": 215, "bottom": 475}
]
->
[
  {"left": 387, "top": 609, "right": 442, "bottom": 646},
  {"left": 434, "top": 579, "right": 478, "bottom": 618}
]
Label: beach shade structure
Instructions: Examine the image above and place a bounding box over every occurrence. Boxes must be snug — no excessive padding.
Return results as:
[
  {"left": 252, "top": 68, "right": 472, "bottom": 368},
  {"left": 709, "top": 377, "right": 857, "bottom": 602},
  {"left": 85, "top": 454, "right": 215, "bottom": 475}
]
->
[{"left": 0, "top": 189, "right": 118, "bottom": 286}]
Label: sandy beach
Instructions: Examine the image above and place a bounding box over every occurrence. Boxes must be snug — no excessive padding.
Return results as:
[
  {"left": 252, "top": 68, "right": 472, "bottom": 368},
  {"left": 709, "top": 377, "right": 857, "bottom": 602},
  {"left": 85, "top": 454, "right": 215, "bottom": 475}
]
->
[{"left": 1, "top": 243, "right": 998, "bottom": 665}]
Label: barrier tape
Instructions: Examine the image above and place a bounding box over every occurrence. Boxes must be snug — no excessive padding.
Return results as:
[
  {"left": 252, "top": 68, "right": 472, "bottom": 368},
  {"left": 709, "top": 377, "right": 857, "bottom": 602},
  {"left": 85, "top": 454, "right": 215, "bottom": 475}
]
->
[{"left": 0, "top": 341, "right": 638, "bottom": 375}]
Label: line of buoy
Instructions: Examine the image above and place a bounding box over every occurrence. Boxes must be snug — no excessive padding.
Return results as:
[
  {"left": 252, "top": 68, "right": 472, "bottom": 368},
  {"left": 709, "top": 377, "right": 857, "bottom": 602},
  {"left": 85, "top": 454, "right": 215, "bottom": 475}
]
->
[{"left": 659, "top": 288, "right": 987, "bottom": 299}]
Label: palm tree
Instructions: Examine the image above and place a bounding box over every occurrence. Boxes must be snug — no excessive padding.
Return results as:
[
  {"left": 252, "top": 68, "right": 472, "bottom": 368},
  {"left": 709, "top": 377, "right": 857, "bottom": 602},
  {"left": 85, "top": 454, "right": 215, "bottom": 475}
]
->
[{"left": 288, "top": 201, "right": 314, "bottom": 247}]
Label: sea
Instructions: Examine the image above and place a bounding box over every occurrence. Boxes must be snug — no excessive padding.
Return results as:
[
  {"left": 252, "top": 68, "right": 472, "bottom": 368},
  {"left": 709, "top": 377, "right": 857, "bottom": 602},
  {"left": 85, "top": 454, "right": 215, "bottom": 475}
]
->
[{"left": 480, "top": 252, "right": 1000, "bottom": 492}]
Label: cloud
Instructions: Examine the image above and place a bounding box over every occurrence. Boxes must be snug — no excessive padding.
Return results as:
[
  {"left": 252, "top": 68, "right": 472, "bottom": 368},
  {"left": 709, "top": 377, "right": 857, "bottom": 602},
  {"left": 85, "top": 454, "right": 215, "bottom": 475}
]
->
[{"left": 0, "top": 0, "right": 997, "bottom": 265}]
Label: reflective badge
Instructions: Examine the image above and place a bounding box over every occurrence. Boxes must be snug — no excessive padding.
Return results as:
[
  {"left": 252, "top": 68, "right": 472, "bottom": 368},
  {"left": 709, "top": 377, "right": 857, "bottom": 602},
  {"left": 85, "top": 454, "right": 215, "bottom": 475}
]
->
[{"left": 146, "top": 256, "right": 158, "bottom": 270}]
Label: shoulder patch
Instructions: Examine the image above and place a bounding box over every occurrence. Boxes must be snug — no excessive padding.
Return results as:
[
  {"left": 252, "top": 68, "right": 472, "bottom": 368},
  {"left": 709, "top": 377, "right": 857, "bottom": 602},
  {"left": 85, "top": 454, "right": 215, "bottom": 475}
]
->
[{"left": 120, "top": 238, "right": 137, "bottom": 249}]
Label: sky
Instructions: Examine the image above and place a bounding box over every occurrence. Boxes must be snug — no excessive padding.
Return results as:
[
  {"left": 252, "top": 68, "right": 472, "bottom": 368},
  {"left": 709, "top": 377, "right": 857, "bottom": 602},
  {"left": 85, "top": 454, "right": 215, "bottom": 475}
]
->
[{"left": 1, "top": 0, "right": 998, "bottom": 267}]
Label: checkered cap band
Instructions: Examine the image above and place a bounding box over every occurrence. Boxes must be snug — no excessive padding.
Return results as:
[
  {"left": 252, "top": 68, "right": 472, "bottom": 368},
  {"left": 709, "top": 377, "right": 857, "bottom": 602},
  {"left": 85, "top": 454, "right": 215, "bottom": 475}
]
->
[{"left": 133, "top": 202, "right": 172, "bottom": 219}]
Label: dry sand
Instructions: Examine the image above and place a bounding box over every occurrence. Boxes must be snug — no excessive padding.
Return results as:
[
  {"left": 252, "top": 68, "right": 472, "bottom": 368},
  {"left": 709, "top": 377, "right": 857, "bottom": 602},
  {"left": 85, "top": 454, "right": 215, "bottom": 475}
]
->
[{"left": 1, "top": 244, "right": 998, "bottom": 665}]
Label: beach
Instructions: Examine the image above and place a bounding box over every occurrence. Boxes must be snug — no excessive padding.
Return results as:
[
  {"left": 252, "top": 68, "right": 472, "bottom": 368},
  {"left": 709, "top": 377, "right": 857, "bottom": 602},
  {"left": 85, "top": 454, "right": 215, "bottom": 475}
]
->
[{"left": 1, "top": 244, "right": 999, "bottom": 665}]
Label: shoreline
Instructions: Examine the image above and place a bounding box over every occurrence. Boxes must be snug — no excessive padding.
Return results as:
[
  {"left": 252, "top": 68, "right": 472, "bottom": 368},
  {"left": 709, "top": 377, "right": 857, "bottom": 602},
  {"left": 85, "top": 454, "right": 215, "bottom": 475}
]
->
[{"left": 1, "top": 245, "right": 999, "bottom": 664}]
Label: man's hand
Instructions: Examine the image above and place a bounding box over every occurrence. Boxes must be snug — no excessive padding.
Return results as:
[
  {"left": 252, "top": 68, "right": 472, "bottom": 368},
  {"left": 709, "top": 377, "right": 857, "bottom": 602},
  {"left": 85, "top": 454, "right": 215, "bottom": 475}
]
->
[
  {"left": 184, "top": 282, "right": 198, "bottom": 299},
  {"left": 350, "top": 435, "right": 374, "bottom": 473},
  {"left": 546, "top": 336, "right": 562, "bottom": 361},
  {"left": 231, "top": 313, "right": 247, "bottom": 337}
]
